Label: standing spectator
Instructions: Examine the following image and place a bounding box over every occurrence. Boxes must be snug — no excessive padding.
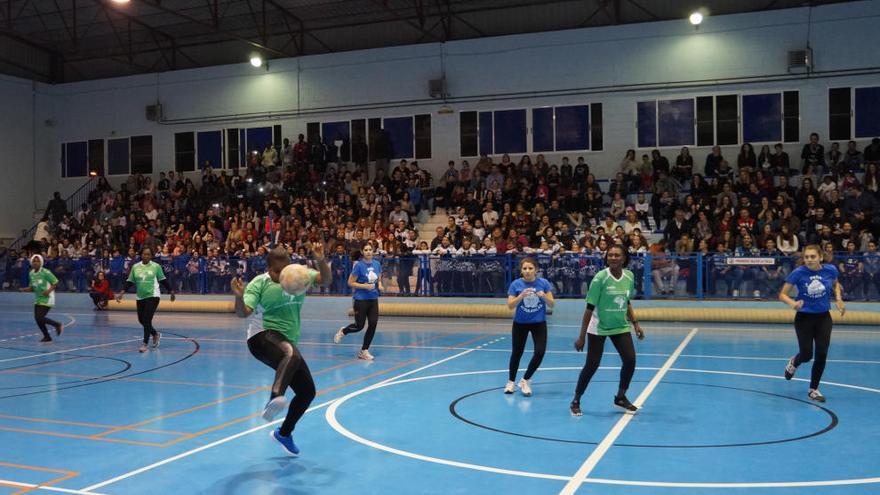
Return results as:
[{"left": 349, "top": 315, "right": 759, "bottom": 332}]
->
[
  {"left": 737, "top": 143, "right": 757, "bottom": 171},
  {"left": 704, "top": 146, "right": 724, "bottom": 178},
  {"left": 673, "top": 147, "right": 693, "bottom": 182},
  {"left": 801, "top": 132, "right": 826, "bottom": 175},
  {"left": 261, "top": 143, "right": 277, "bottom": 166},
  {"left": 771, "top": 143, "right": 791, "bottom": 176},
  {"left": 45, "top": 192, "right": 67, "bottom": 223}
]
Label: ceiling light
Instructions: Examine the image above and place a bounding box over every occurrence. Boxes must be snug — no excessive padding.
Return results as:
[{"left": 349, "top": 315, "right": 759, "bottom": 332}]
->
[
  {"left": 689, "top": 12, "right": 703, "bottom": 26},
  {"left": 250, "top": 56, "right": 263, "bottom": 68},
  {"left": 111, "top": 0, "right": 130, "bottom": 4}
]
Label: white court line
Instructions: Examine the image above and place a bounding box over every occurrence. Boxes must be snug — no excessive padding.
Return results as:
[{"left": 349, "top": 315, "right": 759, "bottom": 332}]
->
[
  {"left": 2, "top": 310, "right": 878, "bottom": 334},
  {"left": 161, "top": 336, "right": 880, "bottom": 365},
  {"left": 558, "top": 328, "right": 700, "bottom": 495},
  {"left": 0, "top": 479, "right": 107, "bottom": 495},
  {"left": 0, "top": 338, "right": 142, "bottom": 363},
  {"left": 82, "top": 338, "right": 489, "bottom": 492}
]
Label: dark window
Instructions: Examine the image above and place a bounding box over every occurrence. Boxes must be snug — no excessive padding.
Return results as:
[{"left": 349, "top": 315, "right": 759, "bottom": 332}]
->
[
  {"left": 742, "top": 93, "right": 782, "bottom": 143},
  {"left": 478, "top": 112, "right": 493, "bottom": 156},
  {"left": 590, "top": 103, "right": 603, "bottom": 151},
  {"left": 636, "top": 101, "right": 656, "bottom": 148},
  {"left": 368, "top": 118, "right": 381, "bottom": 161},
  {"left": 854, "top": 86, "right": 880, "bottom": 138},
  {"left": 532, "top": 107, "right": 554, "bottom": 153},
  {"left": 306, "top": 122, "right": 320, "bottom": 144},
  {"left": 828, "top": 87, "right": 851, "bottom": 141},
  {"left": 783, "top": 91, "right": 800, "bottom": 143},
  {"left": 88, "top": 139, "right": 104, "bottom": 176},
  {"left": 460, "top": 111, "right": 478, "bottom": 157},
  {"left": 130, "top": 135, "right": 153, "bottom": 174},
  {"left": 555, "top": 105, "right": 589, "bottom": 151},
  {"left": 493, "top": 109, "right": 526, "bottom": 154},
  {"left": 226, "top": 128, "right": 240, "bottom": 168},
  {"left": 415, "top": 114, "right": 432, "bottom": 159},
  {"left": 658, "top": 99, "right": 695, "bottom": 147},
  {"left": 65, "top": 141, "right": 88, "bottom": 177},
  {"left": 696, "top": 96, "right": 714, "bottom": 147},
  {"left": 715, "top": 95, "right": 739, "bottom": 145},
  {"left": 108, "top": 138, "right": 129, "bottom": 175},
  {"left": 175, "top": 132, "right": 195, "bottom": 172}
]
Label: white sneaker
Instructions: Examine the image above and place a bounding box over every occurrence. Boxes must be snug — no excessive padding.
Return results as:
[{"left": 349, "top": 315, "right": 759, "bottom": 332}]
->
[
  {"left": 138, "top": 343, "right": 148, "bottom": 353},
  {"left": 753, "top": 290, "right": 761, "bottom": 299},
  {"left": 261, "top": 396, "right": 288, "bottom": 421},
  {"left": 334, "top": 327, "right": 345, "bottom": 344},
  {"left": 357, "top": 349, "right": 374, "bottom": 361},
  {"left": 518, "top": 378, "right": 532, "bottom": 397},
  {"left": 503, "top": 381, "right": 515, "bottom": 394},
  {"left": 732, "top": 290, "right": 739, "bottom": 298},
  {"left": 152, "top": 332, "right": 161, "bottom": 348},
  {"left": 808, "top": 389, "right": 826, "bottom": 403}
]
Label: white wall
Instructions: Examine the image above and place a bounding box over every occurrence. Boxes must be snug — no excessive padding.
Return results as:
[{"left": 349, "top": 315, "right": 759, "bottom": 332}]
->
[
  {"left": 0, "top": 74, "right": 37, "bottom": 240},
  {"left": 14, "top": 0, "right": 880, "bottom": 233}
]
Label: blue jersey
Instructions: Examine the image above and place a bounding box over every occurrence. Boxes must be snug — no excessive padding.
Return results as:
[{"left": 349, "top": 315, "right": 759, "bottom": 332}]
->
[
  {"left": 508, "top": 277, "right": 553, "bottom": 324},
  {"left": 785, "top": 264, "right": 838, "bottom": 314},
  {"left": 351, "top": 259, "right": 382, "bottom": 300}
]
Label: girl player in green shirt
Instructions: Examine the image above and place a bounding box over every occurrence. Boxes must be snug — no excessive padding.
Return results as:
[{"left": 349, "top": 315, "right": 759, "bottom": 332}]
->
[
  {"left": 231, "top": 243, "right": 331, "bottom": 457},
  {"left": 116, "top": 248, "right": 175, "bottom": 353},
  {"left": 570, "top": 244, "right": 645, "bottom": 416},
  {"left": 19, "top": 255, "right": 63, "bottom": 342}
]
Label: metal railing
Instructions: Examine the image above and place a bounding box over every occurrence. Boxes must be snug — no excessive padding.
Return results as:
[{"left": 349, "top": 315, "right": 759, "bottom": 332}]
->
[
  {"left": 3, "top": 252, "right": 879, "bottom": 301},
  {"left": 8, "top": 177, "right": 98, "bottom": 251}
]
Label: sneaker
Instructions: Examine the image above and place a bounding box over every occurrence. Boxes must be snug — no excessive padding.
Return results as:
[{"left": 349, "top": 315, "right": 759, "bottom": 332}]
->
[
  {"left": 261, "top": 396, "right": 288, "bottom": 421},
  {"left": 570, "top": 400, "right": 583, "bottom": 416},
  {"left": 614, "top": 395, "right": 638, "bottom": 413},
  {"left": 39, "top": 336, "right": 52, "bottom": 343},
  {"left": 753, "top": 290, "right": 761, "bottom": 299},
  {"left": 518, "top": 378, "right": 532, "bottom": 397},
  {"left": 139, "top": 343, "right": 148, "bottom": 353},
  {"left": 808, "top": 389, "right": 826, "bottom": 403},
  {"left": 784, "top": 356, "right": 797, "bottom": 380},
  {"left": 357, "top": 349, "right": 374, "bottom": 361},
  {"left": 334, "top": 327, "right": 345, "bottom": 344},
  {"left": 503, "top": 381, "right": 515, "bottom": 394},
  {"left": 732, "top": 290, "right": 740, "bottom": 298},
  {"left": 54, "top": 323, "right": 63, "bottom": 337},
  {"left": 270, "top": 428, "right": 300, "bottom": 456},
  {"left": 151, "top": 332, "right": 161, "bottom": 348}
]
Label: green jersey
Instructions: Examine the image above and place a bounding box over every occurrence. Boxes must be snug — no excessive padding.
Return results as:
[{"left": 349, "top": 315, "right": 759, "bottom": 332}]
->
[
  {"left": 243, "top": 270, "right": 318, "bottom": 344},
  {"left": 29, "top": 269, "right": 58, "bottom": 307},
  {"left": 586, "top": 268, "right": 635, "bottom": 336},
  {"left": 127, "top": 261, "right": 167, "bottom": 300}
]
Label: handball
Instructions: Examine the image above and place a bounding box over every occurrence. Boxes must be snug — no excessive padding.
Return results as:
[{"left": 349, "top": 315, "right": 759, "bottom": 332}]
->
[{"left": 280, "top": 263, "right": 311, "bottom": 295}]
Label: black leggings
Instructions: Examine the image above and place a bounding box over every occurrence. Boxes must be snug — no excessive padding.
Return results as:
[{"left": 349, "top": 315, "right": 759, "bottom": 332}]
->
[
  {"left": 793, "top": 311, "right": 833, "bottom": 390},
  {"left": 574, "top": 332, "right": 636, "bottom": 402},
  {"left": 343, "top": 299, "right": 379, "bottom": 350},
  {"left": 508, "top": 321, "right": 548, "bottom": 381},
  {"left": 34, "top": 305, "right": 60, "bottom": 339},
  {"left": 248, "top": 330, "right": 316, "bottom": 437},
  {"left": 136, "top": 297, "right": 160, "bottom": 344}
]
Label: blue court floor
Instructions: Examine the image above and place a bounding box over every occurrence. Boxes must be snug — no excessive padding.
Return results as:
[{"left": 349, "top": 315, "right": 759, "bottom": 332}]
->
[{"left": 0, "top": 295, "right": 878, "bottom": 495}]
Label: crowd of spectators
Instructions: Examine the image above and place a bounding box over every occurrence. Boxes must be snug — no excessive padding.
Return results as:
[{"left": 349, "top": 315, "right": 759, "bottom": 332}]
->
[{"left": 4, "top": 132, "right": 880, "bottom": 300}]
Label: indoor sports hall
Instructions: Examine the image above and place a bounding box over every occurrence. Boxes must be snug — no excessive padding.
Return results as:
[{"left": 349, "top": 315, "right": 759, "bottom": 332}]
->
[{"left": 1, "top": 0, "right": 879, "bottom": 494}]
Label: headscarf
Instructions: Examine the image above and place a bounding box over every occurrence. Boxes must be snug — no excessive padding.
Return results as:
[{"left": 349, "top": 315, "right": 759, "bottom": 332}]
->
[{"left": 30, "top": 254, "right": 44, "bottom": 273}]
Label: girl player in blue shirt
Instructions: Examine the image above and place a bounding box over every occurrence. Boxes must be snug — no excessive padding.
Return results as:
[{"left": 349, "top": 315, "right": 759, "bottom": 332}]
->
[
  {"left": 505, "top": 257, "right": 555, "bottom": 396},
  {"left": 778, "top": 244, "right": 845, "bottom": 402},
  {"left": 335, "top": 244, "right": 384, "bottom": 360}
]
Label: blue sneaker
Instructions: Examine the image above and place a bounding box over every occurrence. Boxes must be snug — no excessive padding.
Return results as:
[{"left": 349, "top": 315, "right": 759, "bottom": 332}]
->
[{"left": 271, "top": 428, "right": 300, "bottom": 456}]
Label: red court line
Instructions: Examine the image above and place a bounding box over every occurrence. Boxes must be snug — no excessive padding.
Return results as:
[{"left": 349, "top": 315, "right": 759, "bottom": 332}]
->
[
  {"left": 0, "top": 426, "right": 167, "bottom": 447},
  {"left": 159, "top": 358, "right": 417, "bottom": 446},
  {"left": 88, "top": 359, "right": 356, "bottom": 440},
  {"left": 0, "top": 415, "right": 188, "bottom": 435},
  {"left": 401, "top": 333, "right": 451, "bottom": 349},
  {"left": 0, "top": 461, "right": 79, "bottom": 495},
  {"left": 444, "top": 333, "right": 494, "bottom": 349},
  {"left": 2, "top": 369, "right": 258, "bottom": 390}
]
